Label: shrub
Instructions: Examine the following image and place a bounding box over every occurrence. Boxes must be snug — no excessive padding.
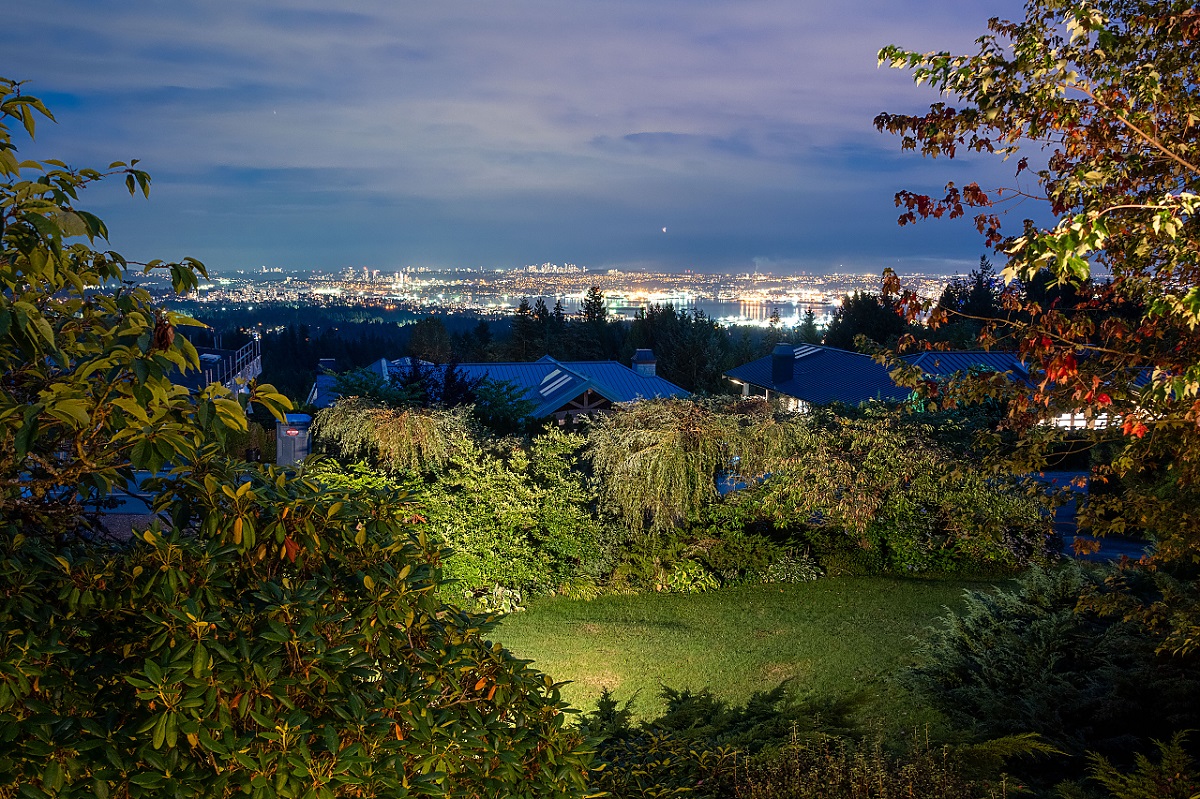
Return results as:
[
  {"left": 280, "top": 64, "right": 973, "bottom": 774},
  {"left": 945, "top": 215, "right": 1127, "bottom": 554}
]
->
[
  {"left": 664, "top": 560, "right": 721, "bottom": 594},
  {"left": 0, "top": 81, "right": 590, "bottom": 798},
  {"left": 760, "top": 414, "right": 1054, "bottom": 575},
  {"left": 310, "top": 431, "right": 614, "bottom": 599},
  {"left": 581, "top": 688, "right": 999, "bottom": 799},
  {"left": 908, "top": 564, "right": 1200, "bottom": 785},
  {"left": 761, "top": 549, "right": 822, "bottom": 584},
  {"left": 0, "top": 462, "right": 591, "bottom": 797},
  {"left": 736, "top": 734, "right": 1004, "bottom": 799},
  {"left": 1087, "top": 733, "right": 1200, "bottom": 799}
]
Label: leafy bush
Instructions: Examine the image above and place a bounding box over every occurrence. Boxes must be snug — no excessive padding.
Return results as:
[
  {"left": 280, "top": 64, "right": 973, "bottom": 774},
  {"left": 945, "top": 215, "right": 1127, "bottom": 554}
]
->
[
  {"left": 462, "top": 584, "right": 526, "bottom": 615},
  {"left": 591, "top": 400, "right": 1051, "bottom": 578},
  {"left": 311, "top": 431, "right": 615, "bottom": 599},
  {"left": 418, "top": 433, "right": 612, "bottom": 597},
  {"left": 760, "top": 414, "right": 1054, "bottom": 575},
  {"left": 0, "top": 82, "right": 590, "bottom": 798},
  {"left": 736, "top": 735, "right": 1005, "bottom": 799},
  {"left": 664, "top": 559, "right": 721, "bottom": 593},
  {"left": 761, "top": 549, "right": 822, "bottom": 584}
]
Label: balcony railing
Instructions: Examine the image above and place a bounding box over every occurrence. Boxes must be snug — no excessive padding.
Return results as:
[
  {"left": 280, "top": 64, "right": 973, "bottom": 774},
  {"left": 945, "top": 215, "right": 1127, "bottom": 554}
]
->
[{"left": 201, "top": 338, "right": 262, "bottom": 391}]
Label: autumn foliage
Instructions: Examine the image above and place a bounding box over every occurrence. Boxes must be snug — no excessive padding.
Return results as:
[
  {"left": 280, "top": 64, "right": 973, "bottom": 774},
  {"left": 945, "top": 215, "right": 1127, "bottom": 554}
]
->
[{"left": 876, "top": 0, "right": 1200, "bottom": 576}]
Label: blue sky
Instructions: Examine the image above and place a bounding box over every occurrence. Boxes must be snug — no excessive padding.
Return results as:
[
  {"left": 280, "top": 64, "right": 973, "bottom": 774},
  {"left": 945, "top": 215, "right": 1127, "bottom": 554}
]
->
[{"left": 8, "top": 0, "right": 1032, "bottom": 274}]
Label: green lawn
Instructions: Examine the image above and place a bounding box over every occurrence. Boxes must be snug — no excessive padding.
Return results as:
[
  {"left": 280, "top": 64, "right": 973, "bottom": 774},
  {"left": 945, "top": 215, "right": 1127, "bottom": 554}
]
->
[{"left": 493, "top": 576, "right": 1002, "bottom": 731}]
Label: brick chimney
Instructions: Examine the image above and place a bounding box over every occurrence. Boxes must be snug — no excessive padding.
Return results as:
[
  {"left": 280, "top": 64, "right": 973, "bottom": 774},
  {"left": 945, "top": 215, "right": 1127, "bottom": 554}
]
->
[
  {"left": 631, "top": 348, "right": 657, "bottom": 377},
  {"left": 771, "top": 342, "right": 795, "bottom": 385}
]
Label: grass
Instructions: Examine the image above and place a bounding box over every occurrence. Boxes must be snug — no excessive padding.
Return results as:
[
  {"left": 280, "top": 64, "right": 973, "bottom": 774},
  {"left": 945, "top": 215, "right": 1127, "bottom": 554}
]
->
[{"left": 493, "top": 576, "right": 1002, "bottom": 733}]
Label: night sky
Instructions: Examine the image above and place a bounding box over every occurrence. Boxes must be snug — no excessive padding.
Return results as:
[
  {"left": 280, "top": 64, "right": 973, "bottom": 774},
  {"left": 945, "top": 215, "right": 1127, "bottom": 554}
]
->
[{"left": 8, "top": 0, "right": 1032, "bottom": 275}]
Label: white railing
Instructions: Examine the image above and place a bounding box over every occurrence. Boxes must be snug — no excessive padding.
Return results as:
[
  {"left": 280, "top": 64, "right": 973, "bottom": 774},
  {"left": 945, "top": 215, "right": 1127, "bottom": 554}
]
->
[{"left": 202, "top": 338, "right": 262, "bottom": 391}]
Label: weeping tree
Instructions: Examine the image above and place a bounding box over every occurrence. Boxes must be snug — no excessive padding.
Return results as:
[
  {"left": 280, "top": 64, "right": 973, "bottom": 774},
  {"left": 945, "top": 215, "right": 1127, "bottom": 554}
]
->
[
  {"left": 587, "top": 397, "right": 810, "bottom": 535},
  {"left": 310, "top": 397, "right": 474, "bottom": 473},
  {"left": 589, "top": 398, "right": 1048, "bottom": 573}
]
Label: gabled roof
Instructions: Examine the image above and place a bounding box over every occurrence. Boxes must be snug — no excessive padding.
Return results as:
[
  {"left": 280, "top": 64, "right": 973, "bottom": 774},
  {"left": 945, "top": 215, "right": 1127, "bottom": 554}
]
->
[
  {"left": 308, "top": 355, "right": 689, "bottom": 415},
  {"left": 901, "top": 350, "right": 1028, "bottom": 379},
  {"left": 457, "top": 356, "right": 688, "bottom": 418},
  {"left": 726, "top": 345, "right": 910, "bottom": 405},
  {"left": 724, "top": 344, "right": 1028, "bottom": 407},
  {"left": 306, "top": 357, "right": 431, "bottom": 409}
]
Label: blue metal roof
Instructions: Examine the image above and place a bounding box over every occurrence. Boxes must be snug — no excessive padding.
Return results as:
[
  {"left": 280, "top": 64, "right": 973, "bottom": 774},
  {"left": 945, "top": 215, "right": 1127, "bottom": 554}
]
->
[
  {"left": 561, "top": 361, "right": 689, "bottom": 402},
  {"left": 900, "top": 350, "right": 1028, "bottom": 379},
  {"left": 460, "top": 358, "right": 688, "bottom": 417},
  {"left": 724, "top": 345, "right": 1027, "bottom": 406},
  {"left": 306, "top": 373, "right": 341, "bottom": 409},
  {"left": 311, "top": 356, "right": 688, "bottom": 416}
]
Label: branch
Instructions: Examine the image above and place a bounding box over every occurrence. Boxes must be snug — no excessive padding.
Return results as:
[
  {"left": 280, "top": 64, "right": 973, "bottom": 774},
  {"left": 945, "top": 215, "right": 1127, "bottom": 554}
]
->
[{"left": 1074, "top": 83, "right": 1200, "bottom": 177}]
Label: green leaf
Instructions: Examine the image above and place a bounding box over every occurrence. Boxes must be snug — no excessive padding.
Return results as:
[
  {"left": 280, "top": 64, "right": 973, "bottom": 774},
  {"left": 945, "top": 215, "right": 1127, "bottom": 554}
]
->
[
  {"left": 152, "top": 711, "right": 168, "bottom": 749},
  {"left": 193, "top": 643, "right": 208, "bottom": 678},
  {"left": 47, "top": 397, "right": 90, "bottom": 427}
]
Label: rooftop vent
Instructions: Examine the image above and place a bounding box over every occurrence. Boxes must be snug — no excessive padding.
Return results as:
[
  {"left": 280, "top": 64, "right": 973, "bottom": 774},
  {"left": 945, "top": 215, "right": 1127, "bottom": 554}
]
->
[{"left": 540, "top": 369, "right": 574, "bottom": 397}]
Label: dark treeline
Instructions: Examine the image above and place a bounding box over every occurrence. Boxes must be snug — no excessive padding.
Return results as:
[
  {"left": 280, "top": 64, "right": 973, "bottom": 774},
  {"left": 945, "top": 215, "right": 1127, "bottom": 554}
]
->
[
  {"left": 185, "top": 262, "right": 1107, "bottom": 404},
  {"left": 186, "top": 286, "right": 826, "bottom": 402}
]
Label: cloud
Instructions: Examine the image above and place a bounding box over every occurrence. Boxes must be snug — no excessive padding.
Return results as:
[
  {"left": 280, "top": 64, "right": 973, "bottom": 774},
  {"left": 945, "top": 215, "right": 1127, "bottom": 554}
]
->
[{"left": 6, "top": 0, "right": 1030, "bottom": 271}]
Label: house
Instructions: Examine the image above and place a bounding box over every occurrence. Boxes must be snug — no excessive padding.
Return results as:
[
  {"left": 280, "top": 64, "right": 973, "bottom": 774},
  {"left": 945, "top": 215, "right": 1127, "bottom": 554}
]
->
[
  {"left": 305, "top": 356, "right": 428, "bottom": 409},
  {"left": 308, "top": 349, "right": 689, "bottom": 424},
  {"left": 457, "top": 351, "right": 689, "bottom": 424},
  {"left": 724, "top": 342, "right": 1028, "bottom": 412}
]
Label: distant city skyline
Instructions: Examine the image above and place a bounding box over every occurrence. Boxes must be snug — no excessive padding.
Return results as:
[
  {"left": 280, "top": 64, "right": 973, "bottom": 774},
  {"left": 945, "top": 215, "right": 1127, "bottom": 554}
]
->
[
  {"left": 10, "top": 0, "right": 1031, "bottom": 275},
  {"left": 172, "top": 263, "right": 954, "bottom": 329}
]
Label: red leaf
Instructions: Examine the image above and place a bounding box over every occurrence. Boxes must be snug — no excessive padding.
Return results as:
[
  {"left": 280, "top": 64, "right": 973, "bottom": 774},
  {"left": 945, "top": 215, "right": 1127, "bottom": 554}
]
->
[{"left": 283, "top": 536, "right": 300, "bottom": 563}]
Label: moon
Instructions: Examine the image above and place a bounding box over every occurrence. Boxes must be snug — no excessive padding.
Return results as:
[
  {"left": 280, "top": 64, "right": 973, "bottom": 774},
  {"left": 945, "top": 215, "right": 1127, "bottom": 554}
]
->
[{"left": 661, "top": 227, "right": 667, "bottom": 233}]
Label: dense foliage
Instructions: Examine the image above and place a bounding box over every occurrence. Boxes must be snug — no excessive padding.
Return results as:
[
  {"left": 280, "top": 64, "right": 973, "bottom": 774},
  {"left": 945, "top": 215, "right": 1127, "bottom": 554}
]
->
[
  {"left": 579, "top": 688, "right": 1012, "bottom": 799},
  {"left": 877, "top": 5, "right": 1200, "bottom": 788},
  {"left": 821, "top": 291, "right": 910, "bottom": 352},
  {"left": 909, "top": 565, "right": 1200, "bottom": 791},
  {"left": 589, "top": 399, "right": 1051, "bottom": 577},
  {"left": 311, "top": 393, "right": 1051, "bottom": 605},
  {"left": 877, "top": 0, "right": 1200, "bottom": 566},
  {"left": 308, "top": 431, "right": 613, "bottom": 604},
  {"left": 0, "top": 86, "right": 288, "bottom": 536},
  {"left": 0, "top": 80, "right": 590, "bottom": 798}
]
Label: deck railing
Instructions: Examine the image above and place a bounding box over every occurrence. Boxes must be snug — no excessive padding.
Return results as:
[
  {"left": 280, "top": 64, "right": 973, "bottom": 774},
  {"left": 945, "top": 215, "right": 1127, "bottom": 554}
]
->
[{"left": 202, "top": 338, "right": 262, "bottom": 391}]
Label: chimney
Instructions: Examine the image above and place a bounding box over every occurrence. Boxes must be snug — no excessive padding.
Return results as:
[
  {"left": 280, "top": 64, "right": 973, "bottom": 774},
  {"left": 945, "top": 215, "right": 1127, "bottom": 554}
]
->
[
  {"left": 771, "top": 342, "right": 795, "bottom": 385},
  {"left": 631, "top": 348, "right": 657, "bottom": 377},
  {"left": 317, "top": 358, "right": 337, "bottom": 373}
]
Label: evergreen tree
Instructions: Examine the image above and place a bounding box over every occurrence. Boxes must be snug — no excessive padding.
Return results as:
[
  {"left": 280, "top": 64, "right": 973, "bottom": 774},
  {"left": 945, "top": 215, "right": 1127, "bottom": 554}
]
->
[
  {"left": 823, "top": 291, "right": 907, "bottom": 351},
  {"left": 796, "top": 308, "right": 821, "bottom": 345},
  {"left": 406, "top": 315, "right": 452, "bottom": 363},
  {"left": 533, "top": 297, "right": 551, "bottom": 326},
  {"left": 581, "top": 286, "right": 608, "bottom": 324},
  {"left": 508, "top": 297, "right": 538, "bottom": 361}
]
